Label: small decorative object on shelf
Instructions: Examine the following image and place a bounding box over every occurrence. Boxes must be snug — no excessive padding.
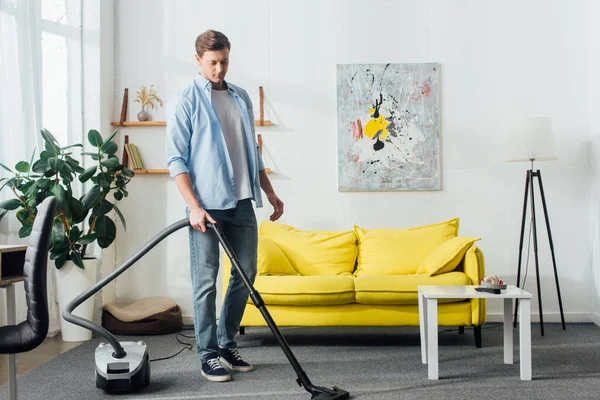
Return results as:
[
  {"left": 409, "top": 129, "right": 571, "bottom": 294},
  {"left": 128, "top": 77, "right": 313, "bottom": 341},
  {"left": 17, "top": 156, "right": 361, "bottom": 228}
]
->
[{"left": 135, "top": 84, "right": 163, "bottom": 121}]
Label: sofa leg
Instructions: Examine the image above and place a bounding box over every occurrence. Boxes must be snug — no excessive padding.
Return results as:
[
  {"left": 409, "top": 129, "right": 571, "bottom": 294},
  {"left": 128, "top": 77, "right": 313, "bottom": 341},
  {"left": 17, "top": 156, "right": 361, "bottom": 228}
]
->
[
  {"left": 474, "top": 325, "right": 482, "bottom": 348},
  {"left": 458, "top": 326, "right": 465, "bottom": 334},
  {"left": 239, "top": 326, "right": 245, "bottom": 336}
]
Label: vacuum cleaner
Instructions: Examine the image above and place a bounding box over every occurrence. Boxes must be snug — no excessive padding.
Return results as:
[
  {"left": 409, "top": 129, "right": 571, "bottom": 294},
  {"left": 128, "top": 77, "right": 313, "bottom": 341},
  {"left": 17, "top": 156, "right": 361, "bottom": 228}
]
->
[{"left": 63, "top": 220, "right": 350, "bottom": 399}]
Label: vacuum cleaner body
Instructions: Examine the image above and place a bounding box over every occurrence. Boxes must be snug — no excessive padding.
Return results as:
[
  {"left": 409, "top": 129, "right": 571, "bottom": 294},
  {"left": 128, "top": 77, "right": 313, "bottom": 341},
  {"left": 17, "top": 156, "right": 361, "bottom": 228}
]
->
[{"left": 95, "top": 341, "right": 150, "bottom": 393}]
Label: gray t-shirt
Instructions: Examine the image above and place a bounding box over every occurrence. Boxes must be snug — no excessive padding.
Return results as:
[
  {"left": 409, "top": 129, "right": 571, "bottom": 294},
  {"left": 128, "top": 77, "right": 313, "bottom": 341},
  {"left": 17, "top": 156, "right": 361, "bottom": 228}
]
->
[{"left": 211, "top": 89, "right": 252, "bottom": 201}]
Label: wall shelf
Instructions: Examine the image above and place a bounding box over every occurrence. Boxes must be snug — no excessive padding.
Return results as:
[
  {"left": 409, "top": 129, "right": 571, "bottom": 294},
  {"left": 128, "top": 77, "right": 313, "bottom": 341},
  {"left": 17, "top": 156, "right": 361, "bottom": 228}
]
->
[
  {"left": 133, "top": 169, "right": 169, "bottom": 174},
  {"left": 111, "top": 121, "right": 166, "bottom": 127}
]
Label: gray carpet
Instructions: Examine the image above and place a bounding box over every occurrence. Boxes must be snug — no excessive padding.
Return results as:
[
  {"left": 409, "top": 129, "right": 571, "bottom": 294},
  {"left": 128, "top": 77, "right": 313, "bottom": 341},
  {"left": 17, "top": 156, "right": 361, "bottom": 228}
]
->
[{"left": 1, "top": 323, "right": 599, "bottom": 399}]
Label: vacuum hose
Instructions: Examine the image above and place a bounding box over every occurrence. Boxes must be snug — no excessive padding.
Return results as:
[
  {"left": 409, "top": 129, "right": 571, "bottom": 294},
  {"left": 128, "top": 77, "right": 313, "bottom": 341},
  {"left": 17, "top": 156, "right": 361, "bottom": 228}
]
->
[{"left": 62, "top": 218, "right": 190, "bottom": 358}]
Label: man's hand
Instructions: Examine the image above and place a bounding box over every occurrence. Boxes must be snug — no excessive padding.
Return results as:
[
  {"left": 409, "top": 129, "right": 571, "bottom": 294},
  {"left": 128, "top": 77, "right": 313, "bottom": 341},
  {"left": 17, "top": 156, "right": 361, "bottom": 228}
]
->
[
  {"left": 189, "top": 207, "right": 216, "bottom": 232},
  {"left": 266, "top": 193, "right": 284, "bottom": 221}
]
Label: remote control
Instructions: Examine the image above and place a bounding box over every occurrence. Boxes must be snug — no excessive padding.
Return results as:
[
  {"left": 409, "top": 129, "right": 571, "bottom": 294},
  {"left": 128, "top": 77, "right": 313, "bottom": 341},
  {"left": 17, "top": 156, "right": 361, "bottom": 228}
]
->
[{"left": 475, "top": 287, "right": 501, "bottom": 294}]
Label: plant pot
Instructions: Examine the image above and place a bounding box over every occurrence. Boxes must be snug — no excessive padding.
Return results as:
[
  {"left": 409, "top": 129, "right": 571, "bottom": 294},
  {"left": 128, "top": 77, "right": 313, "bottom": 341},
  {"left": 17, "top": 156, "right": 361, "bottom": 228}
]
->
[
  {"left": 55, "top": 258, "right": 97, "bottom": 342},
  {"left": 137, "top": 110, "right": 149, "bottom": 121}
]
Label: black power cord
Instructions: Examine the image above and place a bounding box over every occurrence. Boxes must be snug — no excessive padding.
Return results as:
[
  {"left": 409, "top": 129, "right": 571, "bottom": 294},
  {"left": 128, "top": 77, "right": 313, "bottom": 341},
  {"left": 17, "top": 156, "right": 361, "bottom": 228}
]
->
[{"left": 149, "top": 333, "right": 195, "bottom": 362}]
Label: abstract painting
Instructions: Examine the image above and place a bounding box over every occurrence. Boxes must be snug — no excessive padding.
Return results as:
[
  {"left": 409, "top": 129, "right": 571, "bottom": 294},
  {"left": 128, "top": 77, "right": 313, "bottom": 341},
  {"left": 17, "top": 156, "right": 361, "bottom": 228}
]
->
[{"left": 337, "top": 63, "right": 441, "bottom": 191}]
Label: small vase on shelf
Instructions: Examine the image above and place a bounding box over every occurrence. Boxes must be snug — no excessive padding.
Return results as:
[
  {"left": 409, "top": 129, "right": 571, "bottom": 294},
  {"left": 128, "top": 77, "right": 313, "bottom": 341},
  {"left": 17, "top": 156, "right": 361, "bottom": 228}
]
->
[{"left": 137, "top": 109, "right": 149, "bottom": 121}]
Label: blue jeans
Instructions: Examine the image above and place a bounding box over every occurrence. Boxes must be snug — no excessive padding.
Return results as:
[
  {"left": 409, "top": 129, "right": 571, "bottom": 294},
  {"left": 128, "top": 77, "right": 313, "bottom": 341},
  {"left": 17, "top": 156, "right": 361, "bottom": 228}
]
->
[{"left": 187, "top": 199, "right": 257, "bottom": 362}]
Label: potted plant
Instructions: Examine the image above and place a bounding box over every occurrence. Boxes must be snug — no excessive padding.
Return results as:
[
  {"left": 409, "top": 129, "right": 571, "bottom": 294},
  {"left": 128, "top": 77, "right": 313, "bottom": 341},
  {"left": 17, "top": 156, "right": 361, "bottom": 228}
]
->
[{"left": 0, "top": 128, "right": 134, "bottom": 341}]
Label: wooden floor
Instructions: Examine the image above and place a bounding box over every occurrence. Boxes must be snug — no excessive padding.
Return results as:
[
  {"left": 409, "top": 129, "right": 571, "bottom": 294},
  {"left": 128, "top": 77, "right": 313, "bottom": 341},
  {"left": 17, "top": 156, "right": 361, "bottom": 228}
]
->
[{"left": 0, "top": 334, "right": 82, "bottom": 386}]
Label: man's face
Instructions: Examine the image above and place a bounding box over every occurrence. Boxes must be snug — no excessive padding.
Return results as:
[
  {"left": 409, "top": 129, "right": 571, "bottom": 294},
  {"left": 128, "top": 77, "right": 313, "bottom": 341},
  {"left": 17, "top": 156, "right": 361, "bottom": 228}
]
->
[{"left": 195, "top": 49, "right": 229, "bottom": 88}]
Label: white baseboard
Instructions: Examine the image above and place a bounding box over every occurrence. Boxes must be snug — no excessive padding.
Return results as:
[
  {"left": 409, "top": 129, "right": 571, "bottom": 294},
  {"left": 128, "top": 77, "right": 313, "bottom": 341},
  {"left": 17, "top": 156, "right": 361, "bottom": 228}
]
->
[
  {"left": 592, "top": 313, "right": 600, "bottom": 327},
  {"left": 486, "top": 312, "right": 592, "bottom": 324},
  {"left": 185, "top": 313, "right": 596, "bottom": 327}
]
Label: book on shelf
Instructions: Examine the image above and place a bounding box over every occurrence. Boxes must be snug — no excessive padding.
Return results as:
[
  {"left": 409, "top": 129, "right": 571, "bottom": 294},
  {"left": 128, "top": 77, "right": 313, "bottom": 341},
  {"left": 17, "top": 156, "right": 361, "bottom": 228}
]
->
[{"left": 124, "top": 142, "right": 144, "bottom": 169}]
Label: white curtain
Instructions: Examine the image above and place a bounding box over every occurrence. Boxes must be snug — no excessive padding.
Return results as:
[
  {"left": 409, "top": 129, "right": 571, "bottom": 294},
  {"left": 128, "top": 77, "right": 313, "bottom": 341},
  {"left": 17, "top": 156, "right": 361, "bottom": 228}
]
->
[{"left": 0, "top": 0, "right": 83, "bottom": 336}]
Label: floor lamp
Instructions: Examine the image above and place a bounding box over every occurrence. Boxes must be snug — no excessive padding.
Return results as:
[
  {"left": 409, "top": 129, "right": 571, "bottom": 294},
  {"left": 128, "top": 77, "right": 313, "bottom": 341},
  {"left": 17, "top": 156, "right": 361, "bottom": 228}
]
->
[{"left": 507, "top": 117, "right": 566, "bottom": 336}]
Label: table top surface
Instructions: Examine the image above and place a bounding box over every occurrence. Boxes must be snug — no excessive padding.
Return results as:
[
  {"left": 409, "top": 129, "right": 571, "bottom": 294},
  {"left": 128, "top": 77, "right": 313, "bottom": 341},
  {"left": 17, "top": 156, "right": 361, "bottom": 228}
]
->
[
  {"left": 418, "top": 285, "right": 533, "bottom": 299},
  {"left": 0, "top": 245, "right": 27, "bottom": 253}
]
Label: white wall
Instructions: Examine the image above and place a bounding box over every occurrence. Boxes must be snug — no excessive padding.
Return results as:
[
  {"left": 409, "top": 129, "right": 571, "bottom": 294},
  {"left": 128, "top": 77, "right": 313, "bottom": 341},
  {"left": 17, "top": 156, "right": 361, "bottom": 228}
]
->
[
  {"left": 111, "top": 0, "right": 594, "bottom": 323},
  {"left": 589, "top": 0, "right": 600, "bottom": 324}
]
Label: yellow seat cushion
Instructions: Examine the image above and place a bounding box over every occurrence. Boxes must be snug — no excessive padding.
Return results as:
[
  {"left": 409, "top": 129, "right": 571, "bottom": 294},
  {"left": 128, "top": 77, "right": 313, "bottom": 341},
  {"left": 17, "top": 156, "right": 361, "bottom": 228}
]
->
[
  {"left": 257, "top": 236, "right": 300, "bottom": 276},
  {"left": 250, "top": 275, "right": 356, "bottom": 306},
  {"left": 354, "top": 218, "right": 459, "bottom": 276},
  {"left": 416, "top": 237, "right": 481, "bottom": 276},
  {"left": 354, "top": 271, "right": 471, "bottom": 305},
  {"left": 259, "top": 221, "right": 357, "bottom": 276}
]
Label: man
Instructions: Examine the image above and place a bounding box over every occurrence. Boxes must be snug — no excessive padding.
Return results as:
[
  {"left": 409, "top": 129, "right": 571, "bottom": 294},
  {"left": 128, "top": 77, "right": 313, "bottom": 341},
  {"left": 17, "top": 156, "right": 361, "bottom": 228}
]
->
[{"left": 166, "top": 29, "right": 284, "bottom": 382}]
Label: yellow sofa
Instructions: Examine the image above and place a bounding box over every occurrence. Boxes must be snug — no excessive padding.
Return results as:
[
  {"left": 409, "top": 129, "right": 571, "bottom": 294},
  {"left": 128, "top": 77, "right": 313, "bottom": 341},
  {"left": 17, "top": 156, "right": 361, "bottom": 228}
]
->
[{"left": 222, "top": 218, "right": 486, "bottom": 346}]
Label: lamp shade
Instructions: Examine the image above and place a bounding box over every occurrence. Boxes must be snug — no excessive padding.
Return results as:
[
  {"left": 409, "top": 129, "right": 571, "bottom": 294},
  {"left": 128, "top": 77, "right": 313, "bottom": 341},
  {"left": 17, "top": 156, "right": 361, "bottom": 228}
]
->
[{"left": 506, "top": 117, "right": 559, "bottom": 162}]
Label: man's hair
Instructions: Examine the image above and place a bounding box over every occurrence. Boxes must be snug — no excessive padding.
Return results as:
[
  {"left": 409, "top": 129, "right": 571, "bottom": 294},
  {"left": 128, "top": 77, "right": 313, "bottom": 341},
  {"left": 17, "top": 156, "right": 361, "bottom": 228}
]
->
[{"left": 195, "top": 30, "right": 231, "bottom": 57}]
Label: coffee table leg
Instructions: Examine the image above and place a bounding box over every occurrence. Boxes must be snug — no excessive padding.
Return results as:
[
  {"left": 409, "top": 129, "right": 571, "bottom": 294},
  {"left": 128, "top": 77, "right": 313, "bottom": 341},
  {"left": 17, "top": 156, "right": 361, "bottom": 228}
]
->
[
  {"left": 504, "top": 298, "right": 513, "bottom": 364},
  {"left": 427, "top": 298, "right": 438, "bottom": 379},
  {"left": 419, "top": 290, "right": 427, "bottom": 364},
  {"left": 520, "top": 298, "right": 532, "bottom": 380}
]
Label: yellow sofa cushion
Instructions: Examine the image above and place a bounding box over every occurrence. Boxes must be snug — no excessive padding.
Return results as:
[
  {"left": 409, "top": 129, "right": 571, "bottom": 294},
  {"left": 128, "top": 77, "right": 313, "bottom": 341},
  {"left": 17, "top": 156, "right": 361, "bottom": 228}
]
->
[
  {"left": 250, "top": 275, "right": 356, "bottom": 305},
  {"left": 257, "top": 236, "right": 300, "bottom": 276},
  {"left": 259, "top": 221, "right": 357, "bottom": 276},
  {"left": 354, "top": 218, "right": 459, "bottom": 276},
  {"left": 354, "top": 271, "right": 471, "bottom": 305},
  {"left": 416, "top": 237, "right": 481, "bottom": 276}
]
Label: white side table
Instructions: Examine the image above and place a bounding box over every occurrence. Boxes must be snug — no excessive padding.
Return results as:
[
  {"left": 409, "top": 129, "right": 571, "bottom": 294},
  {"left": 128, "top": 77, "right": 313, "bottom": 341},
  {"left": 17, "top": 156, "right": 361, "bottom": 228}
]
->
[{"left": 418, "top": 285, "right": 533, "bottom": 380}]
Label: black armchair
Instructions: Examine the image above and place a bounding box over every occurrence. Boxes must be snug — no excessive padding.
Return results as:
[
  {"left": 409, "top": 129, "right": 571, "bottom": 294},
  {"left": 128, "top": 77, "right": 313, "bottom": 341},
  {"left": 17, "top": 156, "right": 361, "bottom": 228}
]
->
[{"left": 0, "top": 196, "right": 55, "bottom": 399}]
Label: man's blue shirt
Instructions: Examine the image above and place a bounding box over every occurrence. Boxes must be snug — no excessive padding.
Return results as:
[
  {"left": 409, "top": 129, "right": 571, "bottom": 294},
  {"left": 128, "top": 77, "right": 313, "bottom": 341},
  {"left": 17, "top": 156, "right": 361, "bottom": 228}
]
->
[{"left": 166, "top": 74, "right": 264, "bottom": 210}]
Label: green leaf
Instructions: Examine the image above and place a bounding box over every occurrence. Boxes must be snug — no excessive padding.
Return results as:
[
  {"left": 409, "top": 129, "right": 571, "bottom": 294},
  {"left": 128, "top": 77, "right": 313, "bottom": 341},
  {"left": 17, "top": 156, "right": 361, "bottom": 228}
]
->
[
  {"left": 121, "top": 168, "right": 135, "bottom": 178},
  {"left": 100, "top": 141, "right": 118, "bottom": 155},
  {"left": 40, "top": 128, "right": 59, "bottom": 145},
  {"left": 0, "top": 209, "right": 7, "bottom": 222},
  {"left": 45, "top": 141, "right": 58, "bottom": 157},
  {"left": 70, "top": 251, "right": 84, "bottom": 269},
  {"left": 18, "top": 224, "right": 32, "bottom": 238},
  {"left": 88, "top": 129, "right": 103, "bottom": 147},
  {"left": 96, "top": 172, "right": 111, "bottom": 192},
  {"left": 95, "top": 217, "right": 116, "bottom": 248},
  {"left": 100, "top": 158, "right": 119, "bottom": 168},
  {"left": 69, "top": 226, "right": 82, "bottom": 243},
  {"left": 51, "top": 218, "right": 66, "bottom": 245},
  {"left": 61, "top": 143, "right": 83, "bottom": 151},
  {"left": 81, "top": 152, "right": 100, "bottom": 161},
  {"left": 50, "top": 184, "right": 66, "bottom": 205},
  {"left": 113, "top": 190, "right": 123, "bottom": 201},
  {"left": 39, "top": 150, "right": 50, "bottom": 159},
  {"left": 63, "top": 162, "right": 74, "bottom": 173},
  {"left": 16, "top": 209, "right": 31, "bottom": 224},
  {"left": 79, "top": 166, "right": 97, "bottom": 183},
  {"left": 82, "top": 185, "right": 101, "bottom": 209},
  {"left": 104, "top": 128, "right": 120, "bottom": 145},
  {"left": 77, "top": 233, "right": 98, "bottom": 245},
  {"left": 59, "top": 170, "right": 74, "bottom": 184},
  {"left": 15, "top": 161, "right": 30, "bottom": 173},
  {"left": 0, "top": 162, "right": 14, "bottom": 173},
  {"left": 70, "top": 197, "right": 87, "bottom": 224},
  {"left": 113, "top": 204, "right": 126, "bottom": 231},
  {"left": 54, "top": 255, "right": 67, "bottom": 269},
  {"left": 47, "top": 157, "right": 64, "bottom": 171},
  {"left": 93, "top": 199, "right": 113, "bottom": 216},
  {"left": 0, "top": 199, "right": 22, "bottom": 210},
  {"left": 32, "top": 158, "right": 49, "bottom": 173},
  {"left": 0, "top": 178, "right": 14, "bottom": 191}
]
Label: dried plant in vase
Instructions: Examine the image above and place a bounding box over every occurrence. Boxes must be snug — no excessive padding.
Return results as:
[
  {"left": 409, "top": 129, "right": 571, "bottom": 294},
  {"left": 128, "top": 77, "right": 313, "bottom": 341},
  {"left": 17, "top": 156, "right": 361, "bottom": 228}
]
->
[{"left": 135, "top": 84, "right": 163, "bottom": 121}]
